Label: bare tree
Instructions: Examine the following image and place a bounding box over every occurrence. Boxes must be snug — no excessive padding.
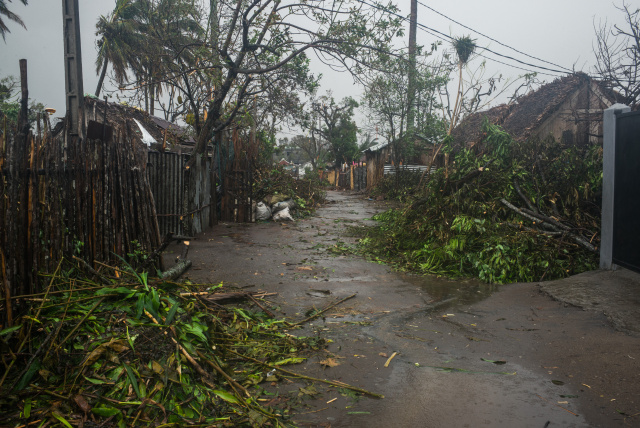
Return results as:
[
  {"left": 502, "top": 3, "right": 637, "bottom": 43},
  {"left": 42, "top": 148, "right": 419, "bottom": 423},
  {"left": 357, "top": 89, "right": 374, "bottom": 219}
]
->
[
  {"left": 290, "top": 134, "right": 328, "bottom": 169},
  {"left": 180, "top": 0, "right": 403, "bottom": 167},
  {"left": 593, "top": 1, "right": 640, "bottom": 109}
]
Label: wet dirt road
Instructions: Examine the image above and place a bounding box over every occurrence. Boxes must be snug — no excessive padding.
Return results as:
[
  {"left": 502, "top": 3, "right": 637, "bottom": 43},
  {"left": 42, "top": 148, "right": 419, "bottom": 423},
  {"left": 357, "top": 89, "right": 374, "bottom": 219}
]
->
[{"left": 167, "top": 191, "right": 640, "bottom": 428}]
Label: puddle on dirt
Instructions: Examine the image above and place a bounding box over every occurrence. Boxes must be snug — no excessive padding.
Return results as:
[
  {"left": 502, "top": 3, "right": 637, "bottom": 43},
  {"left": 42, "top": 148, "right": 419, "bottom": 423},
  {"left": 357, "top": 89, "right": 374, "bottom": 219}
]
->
[
  {"left": 299, "top": 275, "right": 378, "bottom": 283},
  {"left": 400, "top": 273, "right": 499, "bottom": 311}
]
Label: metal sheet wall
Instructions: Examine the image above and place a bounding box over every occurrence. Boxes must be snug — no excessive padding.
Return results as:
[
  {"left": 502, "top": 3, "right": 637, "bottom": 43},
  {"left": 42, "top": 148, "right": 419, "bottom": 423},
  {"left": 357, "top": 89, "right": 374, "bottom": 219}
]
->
[{"left": 612, "top": 111, "right": 640, "bottom": 273}]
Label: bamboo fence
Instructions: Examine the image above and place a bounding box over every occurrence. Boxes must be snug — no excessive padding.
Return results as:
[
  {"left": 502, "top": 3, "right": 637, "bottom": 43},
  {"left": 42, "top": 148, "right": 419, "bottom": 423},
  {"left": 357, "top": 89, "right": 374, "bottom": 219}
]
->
[{"left": 1, "top": 115, "right": 161, "bottom": 326}]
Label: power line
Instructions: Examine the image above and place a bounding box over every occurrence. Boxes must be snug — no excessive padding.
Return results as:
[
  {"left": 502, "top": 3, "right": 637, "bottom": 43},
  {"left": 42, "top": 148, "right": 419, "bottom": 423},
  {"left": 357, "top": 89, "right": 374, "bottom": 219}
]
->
[
  {"left": 354, "top": 0, "right": 568, "bottom": 76},
  {"left": 417, "top": 1, "right": 574, "bottom": 73},
  {"left": 408, "top": 20, "right": 560, "bottom": 77}
]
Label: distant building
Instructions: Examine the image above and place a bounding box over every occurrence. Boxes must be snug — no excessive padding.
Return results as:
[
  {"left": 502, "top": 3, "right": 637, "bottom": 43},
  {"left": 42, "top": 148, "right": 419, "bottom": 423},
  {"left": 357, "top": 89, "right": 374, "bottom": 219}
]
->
[{"left": 450, "top": 73, "right": 620, "bottom": 152}]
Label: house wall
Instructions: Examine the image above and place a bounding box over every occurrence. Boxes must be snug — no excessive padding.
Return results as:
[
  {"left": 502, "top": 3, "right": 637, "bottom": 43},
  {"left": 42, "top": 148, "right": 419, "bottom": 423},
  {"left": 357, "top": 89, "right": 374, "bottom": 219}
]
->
[
  {"left": 533, "top": 83, "right": 613, "bottom": 146},
  {"left": 365, "top": 146, "right": 390, "bottom": 189}
]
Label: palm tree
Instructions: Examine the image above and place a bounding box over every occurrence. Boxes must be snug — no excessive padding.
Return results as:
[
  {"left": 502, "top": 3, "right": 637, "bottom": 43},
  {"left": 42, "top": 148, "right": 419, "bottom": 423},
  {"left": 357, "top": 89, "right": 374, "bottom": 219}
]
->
[
  {"left": 0, "top": 0, "right": 28, "bottom": 41},
  {"left": 448, "top": 35, "right": 477, "bottom": 134},
  {"left": 94, "top": 0, "right": 143, "bottom": 96}
]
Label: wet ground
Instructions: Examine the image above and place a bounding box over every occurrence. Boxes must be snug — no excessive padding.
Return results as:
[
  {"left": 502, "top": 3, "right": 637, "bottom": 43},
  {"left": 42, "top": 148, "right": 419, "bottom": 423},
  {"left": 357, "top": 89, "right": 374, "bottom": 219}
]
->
[{"left": 164, "top": 190, "right": 640, "bottom": 427}]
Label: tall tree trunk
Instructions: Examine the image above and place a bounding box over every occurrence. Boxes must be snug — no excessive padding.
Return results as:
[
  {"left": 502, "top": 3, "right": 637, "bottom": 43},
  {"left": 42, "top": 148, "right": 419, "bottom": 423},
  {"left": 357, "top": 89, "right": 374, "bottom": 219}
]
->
[
  {"left": 448, "top": 63, "right": 464, "bottom": 135},
  {"left": 150, "top": 66, "right": 155, "bottom": 116},
  {"left": 407, "top": 0, "right": 417, "bottom": 136},
  {"left": 95, "top": 60, "right": 108, "bottom": 97},
  {"left": 144, "top": 83, "right": 149, "bottom": 114},
  {"left": 150, "top": 83, "right": 155, "bottom": 116}
]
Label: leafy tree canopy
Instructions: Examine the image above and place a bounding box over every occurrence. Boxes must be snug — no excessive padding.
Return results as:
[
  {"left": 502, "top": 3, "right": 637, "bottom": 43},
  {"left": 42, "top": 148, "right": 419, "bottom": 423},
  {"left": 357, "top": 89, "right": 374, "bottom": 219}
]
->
[{"left": 95, "top": 0, "right": 405, "bottom": 167}]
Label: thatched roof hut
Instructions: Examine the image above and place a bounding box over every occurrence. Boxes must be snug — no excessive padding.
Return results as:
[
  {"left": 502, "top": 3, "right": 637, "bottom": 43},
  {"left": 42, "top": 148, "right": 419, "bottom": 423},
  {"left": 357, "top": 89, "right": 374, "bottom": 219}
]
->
[{"left": 76, "top": 97, "right": 197, "bottom": 153}]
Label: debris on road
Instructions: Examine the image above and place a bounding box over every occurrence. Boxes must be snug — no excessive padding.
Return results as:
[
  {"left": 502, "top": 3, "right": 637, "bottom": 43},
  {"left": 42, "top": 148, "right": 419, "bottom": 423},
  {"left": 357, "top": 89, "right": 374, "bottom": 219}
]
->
[{"left": 0, "top": 259, "right": 362, "bottom": 427}]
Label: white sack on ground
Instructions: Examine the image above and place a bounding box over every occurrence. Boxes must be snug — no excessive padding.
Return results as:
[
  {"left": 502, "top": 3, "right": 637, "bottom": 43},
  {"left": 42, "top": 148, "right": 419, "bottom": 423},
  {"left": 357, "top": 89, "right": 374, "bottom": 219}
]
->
[
  {"left": 272, "top": 199, "right": 296, "bottom": 213},
  {"left": 256, "top": 202, "right": 272, "bottom": 220},
  {"left": 272, "top": 206, "right": 294, "bottom": 221}
]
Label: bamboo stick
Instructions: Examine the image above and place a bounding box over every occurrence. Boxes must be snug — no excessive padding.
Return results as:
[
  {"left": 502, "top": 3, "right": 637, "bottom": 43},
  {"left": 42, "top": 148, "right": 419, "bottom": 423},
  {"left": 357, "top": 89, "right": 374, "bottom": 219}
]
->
[
  {"left": 227, "top": 349, "right": 384, "bottom": 399},
  {"left": 290, "top": 294, "right": 357, "bottom": 326}
]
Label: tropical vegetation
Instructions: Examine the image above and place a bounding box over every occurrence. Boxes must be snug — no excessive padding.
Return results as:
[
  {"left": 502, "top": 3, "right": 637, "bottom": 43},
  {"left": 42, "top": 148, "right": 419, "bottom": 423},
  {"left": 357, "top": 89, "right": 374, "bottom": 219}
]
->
[{"left": 357, "top": 121, "right": 602, "bottom": 284}]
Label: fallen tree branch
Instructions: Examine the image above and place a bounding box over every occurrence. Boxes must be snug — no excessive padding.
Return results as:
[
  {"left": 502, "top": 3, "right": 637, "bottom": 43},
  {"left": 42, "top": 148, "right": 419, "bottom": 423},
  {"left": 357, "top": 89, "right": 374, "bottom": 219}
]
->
[
  {"left": 513, "top": 180, "right": 538, "bottom": 213},
  {"left": 161, "top": 259, "right": 192, "bottom": 281},
  {"left": 501, "top": 199, "right": 597, "bottom": 253},
  {"left": 247, "top": 294, "right": 275, "bottom": 318},
  {"left": 500, "top": 199, "right": 544, "bottom": 225},
  {"left": 504, "top": 222, "right": 563, "bottom": 236},
  {"left": 290, "top": 294, "right": 357, "bottom": 326},
  {"left": 519, "top": 207, "right": 597, "bottom": 253}
]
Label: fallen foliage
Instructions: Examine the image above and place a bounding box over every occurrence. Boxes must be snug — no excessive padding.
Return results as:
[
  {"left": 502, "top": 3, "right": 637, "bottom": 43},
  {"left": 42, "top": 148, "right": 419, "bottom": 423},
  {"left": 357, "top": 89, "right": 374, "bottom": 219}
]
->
[
  {"left": 358, "top": 121, "right": 601, "bottom": 283},
  {"left": 0, "top": 259, "right": 336, "bottom": 427}
]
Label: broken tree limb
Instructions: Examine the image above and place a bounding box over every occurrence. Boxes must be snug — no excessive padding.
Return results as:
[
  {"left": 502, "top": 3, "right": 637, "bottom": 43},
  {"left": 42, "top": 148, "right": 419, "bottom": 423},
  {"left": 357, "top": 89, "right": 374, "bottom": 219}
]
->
[
  {"left": 226, "top": 349, "right": 384, "bottom": 399},
  {"left": 247, "top": 293, "right": 275, "bottom": 318},
  {"left": 500, "top": 199, "right": 543, "bottom": 225},
  {"left": 184, "top": 291, "right": 278, "bottom": 299},
  {"left": 566, "top": 233, "right": 597, "bottom": 253},
  {"left": 519, "top": 207, "right": 597, "bottom": 253},
  {"left": 384, "top": 352, "right": 398, "bottom": 368},
  {"left": 501, "top": 199, "right": 597, "bottom": 254},
  {"left": 513, "top": 180, "right": 538, "bottom": 213},
  {"left": 520, "top": 206, "right": 571, "bottom": 231},
  {"left": 201, "top": 291, "right": 257, "bottom": 301},
  {"left": 504, "top": 222, "right": 563, "bottom": 236},
  {"left": 290, "top": 293, "right": 357, "bottom": 326},
  {"left": 161, "top": 259, "right": 192, "bottom": 281}
]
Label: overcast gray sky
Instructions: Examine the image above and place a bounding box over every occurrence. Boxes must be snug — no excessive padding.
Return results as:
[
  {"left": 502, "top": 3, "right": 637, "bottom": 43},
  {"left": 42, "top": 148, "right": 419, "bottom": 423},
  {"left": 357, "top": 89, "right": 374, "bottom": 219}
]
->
[{"left": 0, "top": 0, "right": 630, "bottom": 126}]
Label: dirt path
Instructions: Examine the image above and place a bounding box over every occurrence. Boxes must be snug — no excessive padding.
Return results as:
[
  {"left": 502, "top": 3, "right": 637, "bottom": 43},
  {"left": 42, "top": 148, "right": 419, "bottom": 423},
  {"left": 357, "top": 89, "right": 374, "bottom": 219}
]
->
[{"left": 165, "top": 190, "right": 640, "bottom": 428}]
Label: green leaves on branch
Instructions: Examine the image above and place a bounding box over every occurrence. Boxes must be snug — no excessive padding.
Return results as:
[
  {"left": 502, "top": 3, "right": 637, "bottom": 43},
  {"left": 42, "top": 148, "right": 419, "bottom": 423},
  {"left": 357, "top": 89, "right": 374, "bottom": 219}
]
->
[
  {"left": 0, "top": 261, "right": 328, "bottom": 427},
  {"left": 358, "top": 121, "right": 601, "bottom": 283}
]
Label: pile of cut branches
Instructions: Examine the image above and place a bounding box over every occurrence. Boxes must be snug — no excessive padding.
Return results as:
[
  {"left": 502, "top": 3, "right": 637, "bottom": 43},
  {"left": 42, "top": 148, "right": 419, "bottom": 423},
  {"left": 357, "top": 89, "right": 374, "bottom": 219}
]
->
[
  {"left": 358, "top": 121, "right": 601, "bottom": 283},
  {"left": 0, "top": 259, "right": 363, "bottom": 427},
  {"left": 253, "top": 166, "right": 326, "bottom": 217}
]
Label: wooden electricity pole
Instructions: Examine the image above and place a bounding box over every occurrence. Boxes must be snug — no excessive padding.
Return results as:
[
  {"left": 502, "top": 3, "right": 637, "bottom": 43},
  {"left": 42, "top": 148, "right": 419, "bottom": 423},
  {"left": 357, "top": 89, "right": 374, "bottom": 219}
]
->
[
  {"left": 62, "top": 0, "right": 85, "bottom": 138},
  {"left": 407, "top": 0, "right": 418, "bottom": 136}
]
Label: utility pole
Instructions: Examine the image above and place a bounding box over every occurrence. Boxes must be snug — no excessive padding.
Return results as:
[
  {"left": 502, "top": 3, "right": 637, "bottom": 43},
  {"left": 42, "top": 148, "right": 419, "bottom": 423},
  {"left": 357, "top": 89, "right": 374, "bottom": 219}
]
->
[
  {"left": 62, "top": 0, "right": 85, "bottom": 138},
  {"left": 407, "top": 0, "right": 418, "bottom": 137}
]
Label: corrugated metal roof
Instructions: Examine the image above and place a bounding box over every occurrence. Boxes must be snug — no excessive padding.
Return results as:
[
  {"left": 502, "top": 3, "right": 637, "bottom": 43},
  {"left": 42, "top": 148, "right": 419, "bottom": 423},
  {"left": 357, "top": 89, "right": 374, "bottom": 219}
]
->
[{"left": 364, "top": 141, "right": 389, "bottom": 153}]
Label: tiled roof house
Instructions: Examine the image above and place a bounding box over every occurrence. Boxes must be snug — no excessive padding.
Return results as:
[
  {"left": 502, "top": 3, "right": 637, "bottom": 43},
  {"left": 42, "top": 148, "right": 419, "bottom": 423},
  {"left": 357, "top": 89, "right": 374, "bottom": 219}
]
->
[{"left": 451, "top": 73, "right": 620, "bottom": 150}]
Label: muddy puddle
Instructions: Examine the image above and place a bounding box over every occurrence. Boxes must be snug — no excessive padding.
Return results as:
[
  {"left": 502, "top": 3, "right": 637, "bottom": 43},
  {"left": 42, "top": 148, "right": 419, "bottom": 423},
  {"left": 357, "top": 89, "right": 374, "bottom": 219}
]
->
[{"left": 399, "top": 272, "right": 500, "bottom": 310}]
